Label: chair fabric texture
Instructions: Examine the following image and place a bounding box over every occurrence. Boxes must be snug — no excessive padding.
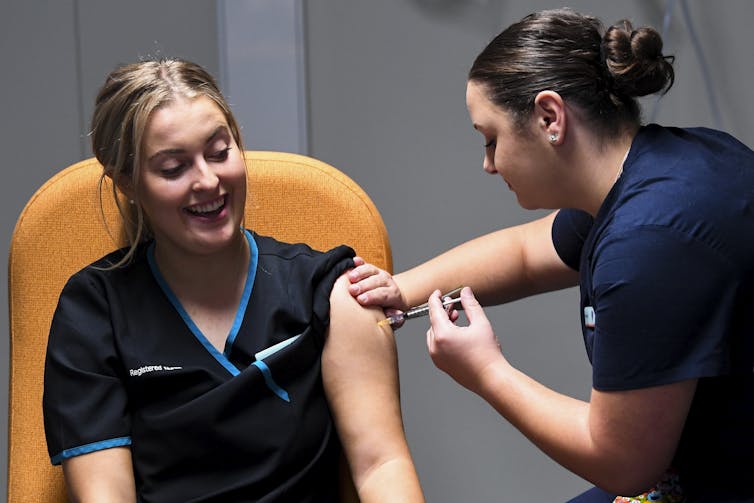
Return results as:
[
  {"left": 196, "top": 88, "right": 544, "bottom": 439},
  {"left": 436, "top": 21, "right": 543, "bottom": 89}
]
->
[{"left": 7, "top": 151, "right": 392, "bottom": 502}]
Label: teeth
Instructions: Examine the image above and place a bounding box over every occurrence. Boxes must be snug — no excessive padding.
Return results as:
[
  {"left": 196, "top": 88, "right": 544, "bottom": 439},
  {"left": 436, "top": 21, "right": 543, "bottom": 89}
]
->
[{"left": 188, "top": 196, "right": 224, "bottom": 214}]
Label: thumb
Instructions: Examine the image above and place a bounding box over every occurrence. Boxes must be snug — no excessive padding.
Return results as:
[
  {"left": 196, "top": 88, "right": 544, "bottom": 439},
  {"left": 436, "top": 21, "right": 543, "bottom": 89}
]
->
[{"left": 459, "top": 286, "right": 485, "bottom": 322}]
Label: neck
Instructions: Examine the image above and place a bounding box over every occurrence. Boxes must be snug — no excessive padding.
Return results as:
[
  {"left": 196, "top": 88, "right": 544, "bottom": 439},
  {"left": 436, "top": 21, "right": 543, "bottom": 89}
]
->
[
  {"left": 153, "top": 229, "right": 250, "bottom": 300},
  {"left": 575, "top": 129, "right": 636, "bottom": 216}
]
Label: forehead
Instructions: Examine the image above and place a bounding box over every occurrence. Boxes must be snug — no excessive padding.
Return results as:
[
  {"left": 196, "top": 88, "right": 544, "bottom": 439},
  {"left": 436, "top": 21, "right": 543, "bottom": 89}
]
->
[
  {"left": 466, "top": 81, "right": 508, "bottom": 128},
  {"left": 144, "top": 95, "right": 228, "bottom": 147}
]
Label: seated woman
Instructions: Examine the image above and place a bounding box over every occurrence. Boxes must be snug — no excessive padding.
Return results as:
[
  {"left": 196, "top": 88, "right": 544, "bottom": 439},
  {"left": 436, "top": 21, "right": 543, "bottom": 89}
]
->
[{"left": 42, "top": 58, "right": 424, "bottom": 503}]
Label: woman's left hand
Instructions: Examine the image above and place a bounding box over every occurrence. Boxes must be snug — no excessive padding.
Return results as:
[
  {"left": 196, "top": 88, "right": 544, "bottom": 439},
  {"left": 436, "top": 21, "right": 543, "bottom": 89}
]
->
[
  {"left": 347, "top": 256, "right": 408, "bottom": 311},
  {"left": 426, "top": 286, "right": 506, "bottom": 395}
]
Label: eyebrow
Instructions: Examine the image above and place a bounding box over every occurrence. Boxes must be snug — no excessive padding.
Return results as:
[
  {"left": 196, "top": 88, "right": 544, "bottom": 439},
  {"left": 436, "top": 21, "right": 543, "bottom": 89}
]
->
[{"left": 147, "top": 125, "right": 229, "bottom": 162}]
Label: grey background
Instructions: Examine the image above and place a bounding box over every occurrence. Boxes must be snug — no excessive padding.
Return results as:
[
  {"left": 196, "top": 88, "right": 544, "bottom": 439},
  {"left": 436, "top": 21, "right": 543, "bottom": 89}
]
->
[{"left": 2, "top": 1, "right": 752, "bottom": 501}]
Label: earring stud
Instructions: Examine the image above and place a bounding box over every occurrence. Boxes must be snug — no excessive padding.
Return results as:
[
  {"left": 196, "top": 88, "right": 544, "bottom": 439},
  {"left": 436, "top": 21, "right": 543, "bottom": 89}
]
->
[{"left": 548, "top": 134, "right": 558, "bottom": 143}]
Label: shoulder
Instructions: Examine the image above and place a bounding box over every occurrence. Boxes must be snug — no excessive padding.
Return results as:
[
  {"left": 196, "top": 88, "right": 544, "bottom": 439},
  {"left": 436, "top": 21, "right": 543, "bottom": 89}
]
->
[
  {"left": 631, "top": 124, "right": 754, "bottom": 169},
  {"left": 250, "top": 232, "right": 355, "bottom": 283},
  {"left": 252, "top": 232, "right": 354, "bottom": 263},
  {"left": 599, "top": 126, "right": 754, "bottom": 261},
  {"left": 329, "top": 274, "right": 383, "bottom": 325},
  {"left": 62, "top": 243, "right": 150, "bottom": 294}
]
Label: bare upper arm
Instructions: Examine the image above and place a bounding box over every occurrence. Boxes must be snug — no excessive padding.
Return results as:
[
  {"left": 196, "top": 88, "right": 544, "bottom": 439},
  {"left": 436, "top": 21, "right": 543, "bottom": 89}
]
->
[
  {"left": 62, "top": 446, "right": 136, "bottom": 502},
  {"left": 588, "top": 378, "right": 697, "bottom": 493},
  {"left": 518, "top": 210, "right": 579, "bottom": 293},
  {"left": 322, "top": 274, "right": 417, "bottom": 492}
]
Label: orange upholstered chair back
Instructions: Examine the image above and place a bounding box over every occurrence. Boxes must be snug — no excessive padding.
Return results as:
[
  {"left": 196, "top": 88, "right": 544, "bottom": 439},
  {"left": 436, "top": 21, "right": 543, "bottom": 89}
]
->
[{"left": 7, "top": 151, "right": 392, "bottom": 502}]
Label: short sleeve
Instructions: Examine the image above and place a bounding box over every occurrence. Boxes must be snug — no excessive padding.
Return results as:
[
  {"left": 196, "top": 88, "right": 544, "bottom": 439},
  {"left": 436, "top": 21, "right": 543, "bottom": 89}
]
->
[
  {"left": 589, "top": 227, "right": 738, "bottom": 390},
  {"left": 298, "top": 244, "right": 356, "bottom": 342},
  {"left": 552, "top": 209, "right": 593, "bottom": 271},
  {"left": 43, "top": 270, "right": 131, "bottom": 465}
]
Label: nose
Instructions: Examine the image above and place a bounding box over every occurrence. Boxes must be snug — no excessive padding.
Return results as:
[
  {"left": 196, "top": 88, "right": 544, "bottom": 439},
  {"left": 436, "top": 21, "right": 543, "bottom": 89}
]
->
[
  {"left": 483, "top": 153, "right": 497, "bottom": 174},
  {"left": 192, "top": 159, "right": 220, "bottom": 191}
]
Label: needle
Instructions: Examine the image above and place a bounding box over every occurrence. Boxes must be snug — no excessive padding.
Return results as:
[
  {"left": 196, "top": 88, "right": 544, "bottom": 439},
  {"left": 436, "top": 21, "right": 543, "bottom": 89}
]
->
[{"left": 378, "top": 296, "right": 463, "bottom": 328}]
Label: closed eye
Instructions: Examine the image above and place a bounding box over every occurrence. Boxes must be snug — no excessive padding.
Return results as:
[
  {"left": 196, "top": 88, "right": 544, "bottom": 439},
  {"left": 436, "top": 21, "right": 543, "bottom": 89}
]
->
[
  {"left": 208, "top": 146, "right": 232, "bottom": 162},
  {"left": 484, "top": 139, "right": 496, "bottom": 149},
  {"left": 161, "top": 164, "right": 186, "bottom": 178}
]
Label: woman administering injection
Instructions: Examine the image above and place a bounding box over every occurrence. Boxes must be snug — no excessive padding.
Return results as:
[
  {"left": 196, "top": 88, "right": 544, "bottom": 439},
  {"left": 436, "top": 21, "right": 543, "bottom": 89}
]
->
[{"left": 349, "top": 8, "right": 754, "bottom": 503}]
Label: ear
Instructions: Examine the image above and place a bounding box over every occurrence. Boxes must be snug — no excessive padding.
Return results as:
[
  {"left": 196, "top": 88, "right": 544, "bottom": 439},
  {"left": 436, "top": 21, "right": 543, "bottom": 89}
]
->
[
  {"left": 113, "top": 173, "right": 136, "bottom": 202},
  {"left": 533, "top": 90, "right": 566, "bottom": 145}
]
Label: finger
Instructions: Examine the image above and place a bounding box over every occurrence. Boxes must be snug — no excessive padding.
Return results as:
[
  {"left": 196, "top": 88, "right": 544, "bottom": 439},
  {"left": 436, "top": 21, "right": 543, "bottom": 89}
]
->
[
  {"left": 347, "top": 263, "right": 377, "bottom": 283},
  {"left": 427, "top": 290, "right": 454, "bottom": 330},
  {"left": 443, "top": 296, "right": 453, "bottom": 317},
  {"left": 355, "top": 288, "right": 400, "bottom": 307},
  {"left": 459, "top": 286, "right": 485, "bottom": 323},
  {"left": 347, "top": 273, "right": 384, "bottom": 297},
  {"left": 352, "top": 256, "right": 366, "bottom": 267}
]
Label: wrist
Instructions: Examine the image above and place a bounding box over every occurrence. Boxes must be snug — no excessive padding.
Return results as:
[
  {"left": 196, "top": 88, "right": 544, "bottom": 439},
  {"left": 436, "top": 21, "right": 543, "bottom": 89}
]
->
[{"left": 472, "top": 356, "right": 513, "bottom": 399}]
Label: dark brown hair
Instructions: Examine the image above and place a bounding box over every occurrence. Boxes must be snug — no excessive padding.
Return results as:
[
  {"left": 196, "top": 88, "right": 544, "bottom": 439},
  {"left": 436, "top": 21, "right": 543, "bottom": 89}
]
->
[{"left": 468, "top": 8, "right": 674, "bottom": 138}]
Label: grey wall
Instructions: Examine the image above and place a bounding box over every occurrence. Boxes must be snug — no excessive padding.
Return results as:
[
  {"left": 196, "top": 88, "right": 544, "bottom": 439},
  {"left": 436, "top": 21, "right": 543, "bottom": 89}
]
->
[
  {"left": 3, "top": 0, "right": 753, "bottom": 501},
  {"left": 304, "top": 1, "right": 754, "bottom": 501},
  {"left": 1, "top": 0, "right": 220, "bottom": 496}
]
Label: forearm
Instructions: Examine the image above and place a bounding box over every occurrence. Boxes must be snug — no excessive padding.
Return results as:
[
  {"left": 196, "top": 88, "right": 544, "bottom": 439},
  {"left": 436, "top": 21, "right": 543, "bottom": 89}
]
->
[
  {"left": 62, "top": 447, "right": 136, "bottom": 502},
  {"left": 357, "top": 457, "right": 424, "bottom": 503},
  {"left": 477, "top": 361, "right": 686, "bottom": 494},
  {"left": 395, "top": 212, "right": 576, "bottom": 307}
]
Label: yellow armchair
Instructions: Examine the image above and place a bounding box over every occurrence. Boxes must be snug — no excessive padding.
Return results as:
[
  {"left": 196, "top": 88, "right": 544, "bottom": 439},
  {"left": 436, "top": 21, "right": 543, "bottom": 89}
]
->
[{"left": 8, "top": 151, "right": 392, "bottom": 502}]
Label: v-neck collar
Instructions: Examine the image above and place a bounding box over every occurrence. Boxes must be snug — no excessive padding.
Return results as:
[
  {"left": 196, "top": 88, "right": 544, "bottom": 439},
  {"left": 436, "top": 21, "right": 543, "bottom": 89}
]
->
[{"left": 146, "top": 229, "right": 259, "bottom": 376}]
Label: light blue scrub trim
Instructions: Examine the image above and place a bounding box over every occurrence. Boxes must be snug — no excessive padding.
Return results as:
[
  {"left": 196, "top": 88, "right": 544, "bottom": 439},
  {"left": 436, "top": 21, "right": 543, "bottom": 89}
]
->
[
  {"left": 224, "top": 230, "right": 258, "bottom": 354},
  {"left": 252, "top": 360, "right": 290, "bottom": 402},
  {"left": 51, "top": 436, "right": 131, "bottom": 465},
  {"left": 146, "top": 230, "right": 259, "bottom": 378},
  {"left": 254, "top": 334, "right": 301, "bottom": 361}
]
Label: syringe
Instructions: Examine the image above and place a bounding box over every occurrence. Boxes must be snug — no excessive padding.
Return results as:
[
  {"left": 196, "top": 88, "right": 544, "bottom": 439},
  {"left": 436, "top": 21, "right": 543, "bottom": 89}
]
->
[{"left": 378, "top": 296, "right": 463, "bottom": 328}]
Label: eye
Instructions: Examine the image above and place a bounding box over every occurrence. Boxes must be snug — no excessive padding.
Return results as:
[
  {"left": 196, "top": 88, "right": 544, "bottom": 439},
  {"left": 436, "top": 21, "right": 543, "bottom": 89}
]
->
[
  {"left": 208, "top": 146, "right": 231, "bottom": 162},
  {"left": 484, "top": 139, "right": 496, "bottom": 149},
  {"left": 160, "top": 164, "right": 186, "bottom": 178}
]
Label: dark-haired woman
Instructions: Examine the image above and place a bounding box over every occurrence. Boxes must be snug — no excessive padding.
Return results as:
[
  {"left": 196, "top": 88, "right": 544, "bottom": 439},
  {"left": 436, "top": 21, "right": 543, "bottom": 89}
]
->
[{"left": 348, "top": 8, "right": 754, "bottom": 502}]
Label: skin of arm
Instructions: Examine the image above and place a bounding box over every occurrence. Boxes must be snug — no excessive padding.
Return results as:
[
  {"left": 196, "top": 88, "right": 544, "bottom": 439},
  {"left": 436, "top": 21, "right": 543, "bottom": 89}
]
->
[
  {"left": 62, "top": 447, "right": 137, "bottom": 502},
  {"left": 426, "top": 288, "right": 697, "bottom": 495},
  {"left": 349, "top": 211, "right": 578, "bottom": 310},
  {"left": 323, "top": 275, "right": 425, "bottom": 502}
]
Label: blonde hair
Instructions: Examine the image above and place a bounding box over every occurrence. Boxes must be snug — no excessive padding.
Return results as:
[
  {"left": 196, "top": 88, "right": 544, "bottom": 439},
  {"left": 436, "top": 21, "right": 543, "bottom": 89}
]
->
[{"left": 91, "top": 58, "right": 244, "bottom": 267}]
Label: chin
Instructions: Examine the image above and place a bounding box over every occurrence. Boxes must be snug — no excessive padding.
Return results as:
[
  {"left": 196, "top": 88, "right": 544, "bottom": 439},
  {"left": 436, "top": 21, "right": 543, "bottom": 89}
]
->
[{"left": 515, "top": 195, "right": 538, "bottom": 211}]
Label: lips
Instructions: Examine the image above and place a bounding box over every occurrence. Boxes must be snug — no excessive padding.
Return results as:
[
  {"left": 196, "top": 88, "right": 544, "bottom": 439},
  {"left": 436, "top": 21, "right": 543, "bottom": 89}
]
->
[{"left": 185, "top": 194, "right": 227, "bottom": 217}]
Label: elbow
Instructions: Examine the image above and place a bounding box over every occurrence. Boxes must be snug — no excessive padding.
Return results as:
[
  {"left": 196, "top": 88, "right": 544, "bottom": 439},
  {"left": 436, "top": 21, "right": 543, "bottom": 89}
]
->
[{"left": 595, "top": 463, "right": 669, "bottom": 497}]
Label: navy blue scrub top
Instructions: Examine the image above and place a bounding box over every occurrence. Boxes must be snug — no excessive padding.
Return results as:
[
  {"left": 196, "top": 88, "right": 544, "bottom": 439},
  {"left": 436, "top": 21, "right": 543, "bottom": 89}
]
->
[{"left": 552, "top": 125, "right": 754, "bottom": 502}]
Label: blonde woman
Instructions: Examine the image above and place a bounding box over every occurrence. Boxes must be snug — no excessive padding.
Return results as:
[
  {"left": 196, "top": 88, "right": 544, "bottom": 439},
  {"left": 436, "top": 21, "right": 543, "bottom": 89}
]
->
[{"left": 43, "top": 59, "right": 423, "bottom": 503}]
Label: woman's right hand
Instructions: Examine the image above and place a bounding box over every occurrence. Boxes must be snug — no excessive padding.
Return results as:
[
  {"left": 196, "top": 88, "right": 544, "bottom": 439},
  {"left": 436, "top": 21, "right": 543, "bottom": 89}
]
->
[{"left": 347, "top": 257, "right": 408, "bottom": 315}]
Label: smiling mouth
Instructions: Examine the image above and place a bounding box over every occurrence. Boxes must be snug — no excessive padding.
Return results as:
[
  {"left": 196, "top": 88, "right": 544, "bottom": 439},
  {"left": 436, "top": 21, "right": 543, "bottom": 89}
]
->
[{"left": 185, "top": 195, "right": 227, "bottom": 217}]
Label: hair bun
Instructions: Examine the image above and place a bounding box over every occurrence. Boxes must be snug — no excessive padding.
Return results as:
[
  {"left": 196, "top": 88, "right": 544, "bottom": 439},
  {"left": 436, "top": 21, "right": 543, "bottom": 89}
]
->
[{"left": 602, "top": 20, "right": 674, "bottom": 97}]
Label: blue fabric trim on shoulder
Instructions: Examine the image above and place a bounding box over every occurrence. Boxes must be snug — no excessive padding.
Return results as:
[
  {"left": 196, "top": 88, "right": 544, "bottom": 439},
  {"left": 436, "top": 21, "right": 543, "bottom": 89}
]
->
[
  {"left": 147, "top": 243, "right": 240, "bottom": 377},
  {"left": 224, "top": 230, "right": 258, "bottom": 354},
  {"left": 50, "top": 436, "right": 131, "bottom": 465},
  {"left": 252, "top": 360, "right": 291, "bottom": 402}
]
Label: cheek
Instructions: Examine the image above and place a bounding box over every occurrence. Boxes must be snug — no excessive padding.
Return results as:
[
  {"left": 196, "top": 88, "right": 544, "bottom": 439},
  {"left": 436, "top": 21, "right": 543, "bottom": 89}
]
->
[
  {"left": 139, "top": 178, "right": 186, "bottom": 211},
  {"left": 224, "top": 153, "right": 247, "bottom": 181}
]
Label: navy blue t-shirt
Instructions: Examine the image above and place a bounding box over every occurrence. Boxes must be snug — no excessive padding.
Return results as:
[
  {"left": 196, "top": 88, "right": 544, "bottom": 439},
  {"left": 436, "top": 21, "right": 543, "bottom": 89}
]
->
[
  {"left": 44, "top": 231, "right": 355, "bottom": 502},
  {"left": 552, "top": 125, "right": 754, "bottom": 502}
]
